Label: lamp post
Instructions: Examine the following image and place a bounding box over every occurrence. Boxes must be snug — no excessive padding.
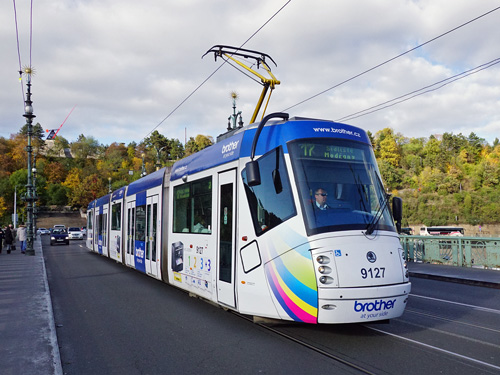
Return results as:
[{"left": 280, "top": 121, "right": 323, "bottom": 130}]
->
[
  {"left": 23, "top": 69, "right": 37, "bottom": 256},
  {"left": 108, "top": 177, "right": 112, "bottom": 193},
  {"left": 154, "top": 146, "right": 165, "bottom": 171},
  {"left": 227, "top": 91, "right": 243, "bottom": 130},
  {"left": 13, "top": 185, "right": 19, "bottom": 228},
  {"left": 141, "top": 153, "right": 146, "bottom": 177},
  {"left": 32, "top": 153, "right": 38, "bottom": 238}
]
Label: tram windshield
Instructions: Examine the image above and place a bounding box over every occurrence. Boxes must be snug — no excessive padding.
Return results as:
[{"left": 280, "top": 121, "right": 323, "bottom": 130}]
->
[{"left": 288, "top": 138, "right": 396, "bottom": 235}]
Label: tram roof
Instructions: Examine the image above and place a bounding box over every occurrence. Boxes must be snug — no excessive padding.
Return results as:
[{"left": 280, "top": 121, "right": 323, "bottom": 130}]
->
[
  {"left": 87, "top": 200, "right": 96, "bottom": 210},
  {"left": 126, "top": 167, "right": 166, "bottom": 197},
  {"left": 170, "top": 117, "right": 369, "bottom": 180},
  {"left": 111, "top": 186, "right": 126, "bottom": 201},
  {"left": 95, "top": 194, "right": 110, "bottom": 207}
]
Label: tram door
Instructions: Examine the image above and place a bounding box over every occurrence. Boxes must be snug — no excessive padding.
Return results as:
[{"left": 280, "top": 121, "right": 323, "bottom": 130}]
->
[
  {"left": 217, "top": 169, "right": 236, "bottom": 308},
  {"left": 145, "top": 195, "right": 159, "bottom": 277},
  {"left": 93, "top": 210, "right": 99, "bottom": 253},
  {"left": 125, "top": 201, "right": 136, "bottom": 267},
  {"left": 100, "top": 205, "right": 109, "bottom": 256}
]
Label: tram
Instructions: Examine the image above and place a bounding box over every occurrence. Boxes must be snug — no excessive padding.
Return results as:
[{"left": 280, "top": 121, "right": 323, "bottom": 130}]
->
[{"left": 86, "top": 46, "right": 410, "bottom": 324}]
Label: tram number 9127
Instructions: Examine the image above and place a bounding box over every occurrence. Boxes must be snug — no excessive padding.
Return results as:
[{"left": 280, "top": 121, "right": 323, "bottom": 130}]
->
[{"left": 361, "top": 267, "right": 385, "bottom": 279}]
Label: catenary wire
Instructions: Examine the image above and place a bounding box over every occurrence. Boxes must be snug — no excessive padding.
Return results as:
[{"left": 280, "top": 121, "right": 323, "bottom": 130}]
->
[
  {"left": 282, "top": 5, "right": 500, "bottom": 113},
  {"left": 12, "top": 0, "right": 25, "bottom": 103},
  {"left": 143, "top": 0, "right": 292, "bottom": 142},
  {"left": 29, "top": 0, "right": 33, "bottom": 68},
  {"left": 336, "top": 57, "right": 500, "bottom": 122}
]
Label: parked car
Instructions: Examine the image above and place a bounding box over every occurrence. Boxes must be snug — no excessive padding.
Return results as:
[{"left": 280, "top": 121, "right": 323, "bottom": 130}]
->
[
  {"left": 37, "top": 228, "right": 50, "bottom": 235},
  {"left": 50, "top": 228, "right": 69, "bottom": 245},
  {"left": 68, "top": 227, "right": 84, "bottom": 240},
  {"left": 81, "top": 226, "right": 87, "bottom": 236}
]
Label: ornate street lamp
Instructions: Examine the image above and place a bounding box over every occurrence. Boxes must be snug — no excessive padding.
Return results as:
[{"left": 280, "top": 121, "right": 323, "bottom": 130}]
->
[
  {"left": 22, "top": 67, "right": 37, "bottom": 256},
  {"left": 32, "top": 153, "right": 38, "bottom": 238},
  {"left": 154, "top": 146, "right": 165, "bottom": 171},
  {"left": 141, "top": 152, "right": 147, "bottom": 177}
]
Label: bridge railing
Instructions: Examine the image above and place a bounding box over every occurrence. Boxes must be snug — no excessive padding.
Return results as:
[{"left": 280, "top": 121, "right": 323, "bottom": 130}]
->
[{"left": 400, "top": 235, "right": 500, "bottom": 269}]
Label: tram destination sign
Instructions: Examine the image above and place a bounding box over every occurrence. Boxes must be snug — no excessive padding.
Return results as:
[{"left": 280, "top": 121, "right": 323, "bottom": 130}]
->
[{"left": 297, "top": 143, "right": 366, "bottom": 161}]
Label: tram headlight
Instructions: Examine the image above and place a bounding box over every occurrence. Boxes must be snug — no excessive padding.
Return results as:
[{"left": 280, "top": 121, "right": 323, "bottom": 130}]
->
[
  {"left": 319, "top": 275, "right": 334, "bottom": 284},
  {"left": 318, "top": 265, "right": 332, "bottom": 274},
  {"left": 316, "top": 255, "right": 330, "bottom": 264}
]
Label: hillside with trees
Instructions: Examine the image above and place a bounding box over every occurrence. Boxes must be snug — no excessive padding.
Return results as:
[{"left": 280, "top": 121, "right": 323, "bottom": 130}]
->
[
  {"left": 0, "top": 124, "right": 212, "bottom": 225},
  {"left": 372, "top": 128, "right": 500, "bottom": 227},
  {"left": 1, "top": 124, "right": 499, "bottom": 229}
]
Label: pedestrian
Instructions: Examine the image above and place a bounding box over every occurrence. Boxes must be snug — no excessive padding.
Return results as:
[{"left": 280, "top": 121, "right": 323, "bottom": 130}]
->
[
  {"left": 0, "top": 226, "right": 4, "bottom": 254},
  {"left": 18, "top": 224, "right": 27, "bottom": 254},
  {"left": 4, "top": 224, "right": 14, "bottom": 254}
]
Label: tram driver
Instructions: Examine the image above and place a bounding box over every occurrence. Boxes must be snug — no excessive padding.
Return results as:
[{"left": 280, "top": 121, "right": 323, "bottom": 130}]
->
[{"left": 314, "top": 188, "right": 329, "bottom": 210}]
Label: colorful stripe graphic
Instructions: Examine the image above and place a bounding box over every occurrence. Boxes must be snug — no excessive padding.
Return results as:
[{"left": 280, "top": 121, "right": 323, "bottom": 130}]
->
[{"left": 265, "top": 252, "right": 318, "bottom": 323}]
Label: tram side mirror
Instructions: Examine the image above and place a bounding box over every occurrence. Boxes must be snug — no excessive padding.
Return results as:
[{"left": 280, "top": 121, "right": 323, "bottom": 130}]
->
[
  {"left": 392, "top": 196, "right": 403, "bottom": 233},
  {"left": 272, "top": 169, "right": 283, "bottom": 194},
  {"left": 246, "top": 160, "right": 261, "bottom": 186}
]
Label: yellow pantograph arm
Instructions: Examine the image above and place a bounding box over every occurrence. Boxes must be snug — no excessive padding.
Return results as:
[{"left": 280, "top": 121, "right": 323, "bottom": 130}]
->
[{"left": 223, "top": 53, "right": 280, "bottom": 123}]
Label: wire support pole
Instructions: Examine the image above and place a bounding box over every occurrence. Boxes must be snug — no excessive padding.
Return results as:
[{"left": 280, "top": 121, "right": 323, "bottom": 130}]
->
[{"left": 23, "top": 73, "right": 37, "bottom": 256}]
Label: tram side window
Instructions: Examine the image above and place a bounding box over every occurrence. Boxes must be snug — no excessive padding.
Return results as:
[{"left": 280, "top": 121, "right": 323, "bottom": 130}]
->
[
  {"left": 136, "top": 205, "right": 146, "bottom": 241},
  {"left": 87, "top": 213, "right": 93, "bottom": 230},
  {"left": 173, "top": 176, "right": 212, "bottom": 234},
  {"left": 111, "top": 202, "right": 121, "bottom": 231},
  {"left": 242, "top": 146, "right": 296, "bottom": 236},
  {"left": 98, "top": 213, "right": 103, "bottom": 236}
]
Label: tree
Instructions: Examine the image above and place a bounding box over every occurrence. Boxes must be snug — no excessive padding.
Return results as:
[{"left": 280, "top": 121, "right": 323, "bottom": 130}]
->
[
  {"left": 100, "top": 143, "right": 128, "bottom": 174},
  {"left": 44, "top": 162, "right": 67, "bottom": 184},
  {"left": 71, "top": 134, "right": 99, "bottom": 160},
  {"left": 46, "top": 184, "right": 69, "bottom": 205},
  {"left": 184, "top": 134, "right": 213, "bottom": 156},
  {"left": 70, "top": 174, "right": 107, "bottom": 207},
  {"left": 0, "top": 137, "right": 17, "bottom": 174},
  {"left": 422, "top": 136, "right": 446, "bottom": 171},
  {"left": 19, "top": 122, "right": 46, "bottom": 153},
  {"left": 0, "top": 197, "right": 6, "bottom": 220},
  {"left": 378, "top": 132, "right": 401, "bottom": 167}
]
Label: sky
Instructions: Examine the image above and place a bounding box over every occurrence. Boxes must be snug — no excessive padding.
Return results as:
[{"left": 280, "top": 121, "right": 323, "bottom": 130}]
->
[{"left": 1, "top": 0, "right": 500, "bottom": 147}]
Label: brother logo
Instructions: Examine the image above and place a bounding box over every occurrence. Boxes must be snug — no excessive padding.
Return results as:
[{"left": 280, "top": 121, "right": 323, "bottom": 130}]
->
[
  {"left": 221, "top": 140, "right": 239, "bottom": 154},
  {"left": 354, "top": 299, "right": 396, "bottom": 312}
]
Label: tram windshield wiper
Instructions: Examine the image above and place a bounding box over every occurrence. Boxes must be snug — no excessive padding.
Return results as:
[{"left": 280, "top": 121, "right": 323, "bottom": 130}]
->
[{"left": 364, "top": 191, "right": 391, "bottom": 236}]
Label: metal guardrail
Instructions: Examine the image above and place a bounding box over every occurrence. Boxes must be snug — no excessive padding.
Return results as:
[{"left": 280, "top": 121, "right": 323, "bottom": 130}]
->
[{"left": 400, "top": 235, "right": 500, "bottom": 269}]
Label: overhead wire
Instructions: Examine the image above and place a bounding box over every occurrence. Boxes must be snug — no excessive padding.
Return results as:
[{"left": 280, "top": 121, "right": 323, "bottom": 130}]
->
[
  {"left": 143, "top": 0, "right": 292, "bottom": 141},
  {"left": 29, "top": 0, "right": 33, "bottom": 68},
  {"left": 12, "top": 0, "right": 35, "bottom": 104},
  {"left": 12, "top": 0, "right": 25, "bottom": 103},
  {"left": 282, "top": 5, "right": 500, "bottom": 113},
  {"left": 336, "top": 57, "right": 500, "bottom": 122}
]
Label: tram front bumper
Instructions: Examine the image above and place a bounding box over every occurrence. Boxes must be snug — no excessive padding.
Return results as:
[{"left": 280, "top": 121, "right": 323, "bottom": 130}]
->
[{"left": 317, "top": 282, "right": 411, "bottom": 324}]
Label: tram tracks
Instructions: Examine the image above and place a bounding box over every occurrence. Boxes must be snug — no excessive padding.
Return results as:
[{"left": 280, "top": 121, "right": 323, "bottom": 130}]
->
[
  {"left": 365, "top": 325, "right": 500, "bottom": 373},
  {"left": 234, "top": 309, "right": 500, "bottom": 374},
  {"left": 235, "top": 313, "right": 378, "bottom": 374}
]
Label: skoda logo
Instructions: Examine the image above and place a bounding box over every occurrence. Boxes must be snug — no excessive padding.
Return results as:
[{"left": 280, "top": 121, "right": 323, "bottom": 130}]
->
[{"left": 366, "top": 251, "right": 377, "bottom": 263}]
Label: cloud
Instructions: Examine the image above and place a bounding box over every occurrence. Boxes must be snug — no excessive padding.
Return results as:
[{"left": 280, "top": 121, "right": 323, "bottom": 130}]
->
[{"left": 1, "top": 0, "right": 500, "bottom": 147}]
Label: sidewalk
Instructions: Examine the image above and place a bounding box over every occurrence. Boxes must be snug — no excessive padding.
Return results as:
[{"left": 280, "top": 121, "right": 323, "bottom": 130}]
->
[{"left": 0, "top": 237, "right": 62, "bottom": 375}]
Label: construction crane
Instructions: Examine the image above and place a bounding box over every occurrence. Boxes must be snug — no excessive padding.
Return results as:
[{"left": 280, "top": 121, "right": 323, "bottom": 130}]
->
[{"left": 46, "top": 105, "right": 76, "bottom": 140}]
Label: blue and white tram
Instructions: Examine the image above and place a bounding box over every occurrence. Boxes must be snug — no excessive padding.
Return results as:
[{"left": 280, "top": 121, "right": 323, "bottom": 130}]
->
[{"left": 87, "top": 114, "right": 411, "bottom": 324}]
